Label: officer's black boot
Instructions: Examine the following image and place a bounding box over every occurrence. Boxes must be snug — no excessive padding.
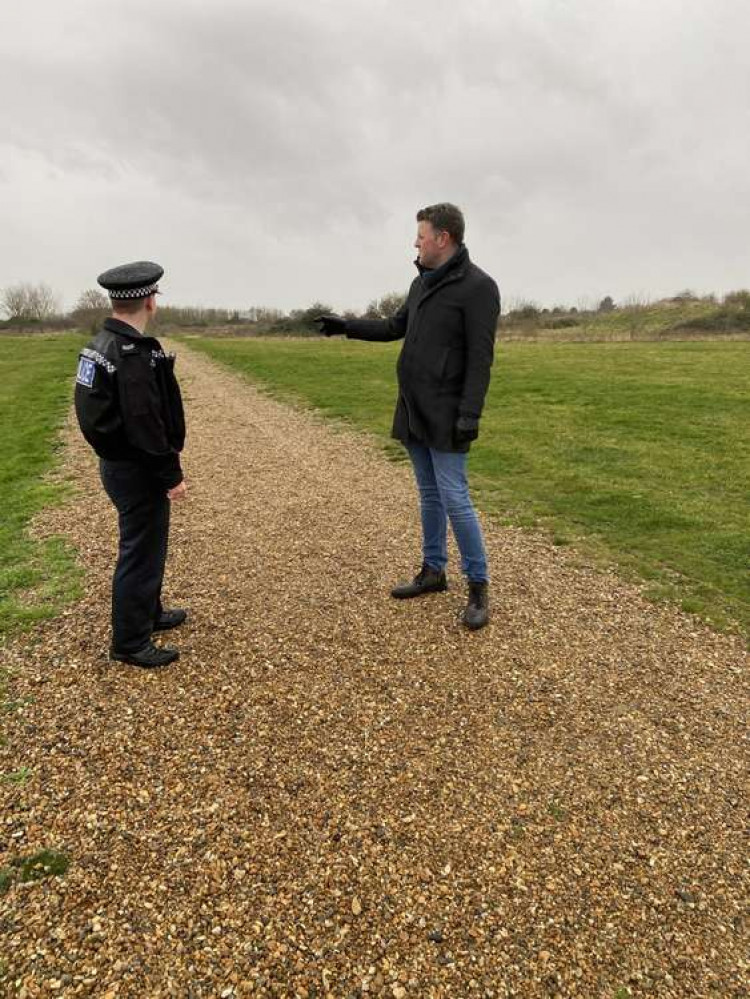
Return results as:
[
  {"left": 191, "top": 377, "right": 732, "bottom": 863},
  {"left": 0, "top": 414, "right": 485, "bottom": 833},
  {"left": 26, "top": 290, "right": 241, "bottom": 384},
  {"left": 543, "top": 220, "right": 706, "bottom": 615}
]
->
[
  {"left": 153, "top": 608, "right": 188, "bottom": 632},
  {"left": 110, "top": 641, "right": 179, "bottom": 669},
  {"left": 463, "top": 581, "right": 489, "bottom": 630},
  {"left": 391, "top": 563, "right": 448, "bottom": 599}
]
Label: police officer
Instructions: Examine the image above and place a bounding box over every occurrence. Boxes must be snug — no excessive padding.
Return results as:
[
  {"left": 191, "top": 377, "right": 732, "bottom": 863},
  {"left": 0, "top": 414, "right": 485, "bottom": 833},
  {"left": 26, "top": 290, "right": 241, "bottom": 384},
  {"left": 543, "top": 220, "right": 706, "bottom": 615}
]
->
[{"left": 74, "top": 261, "right": 187, "bottom": 668}]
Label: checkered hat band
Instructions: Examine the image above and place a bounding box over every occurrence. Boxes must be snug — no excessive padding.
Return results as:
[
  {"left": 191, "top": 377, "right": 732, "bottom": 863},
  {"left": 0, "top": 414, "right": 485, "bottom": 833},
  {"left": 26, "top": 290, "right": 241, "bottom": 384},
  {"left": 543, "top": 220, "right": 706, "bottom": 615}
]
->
[{"left": 109, "top": 282, "right": 159, "bottom": 300}]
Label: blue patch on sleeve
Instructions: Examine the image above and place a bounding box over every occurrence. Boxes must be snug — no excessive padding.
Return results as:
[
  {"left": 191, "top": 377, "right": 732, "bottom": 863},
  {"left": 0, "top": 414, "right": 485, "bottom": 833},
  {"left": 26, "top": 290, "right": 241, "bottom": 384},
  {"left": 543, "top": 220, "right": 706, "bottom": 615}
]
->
[{"left": 76, "top": 357, "right": 96, "bottom": 388}]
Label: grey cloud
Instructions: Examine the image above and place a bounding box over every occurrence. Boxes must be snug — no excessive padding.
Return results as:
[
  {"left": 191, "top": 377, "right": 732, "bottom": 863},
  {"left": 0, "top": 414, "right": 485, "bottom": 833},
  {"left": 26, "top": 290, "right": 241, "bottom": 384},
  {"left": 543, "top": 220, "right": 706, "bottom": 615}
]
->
[{"left": 1, "top": 0, "right": 749, "bottom": 310}]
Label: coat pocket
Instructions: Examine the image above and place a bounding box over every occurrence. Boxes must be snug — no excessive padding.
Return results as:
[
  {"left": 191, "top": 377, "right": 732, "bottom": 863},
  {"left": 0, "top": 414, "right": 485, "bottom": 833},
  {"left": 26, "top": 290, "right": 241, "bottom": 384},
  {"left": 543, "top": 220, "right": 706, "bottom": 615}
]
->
[
  {"left": 440, "top": 346, "right": 465, "bottom": 384},
  {"left": 422, "top": 345, "right": 451, "bottom": 382}
]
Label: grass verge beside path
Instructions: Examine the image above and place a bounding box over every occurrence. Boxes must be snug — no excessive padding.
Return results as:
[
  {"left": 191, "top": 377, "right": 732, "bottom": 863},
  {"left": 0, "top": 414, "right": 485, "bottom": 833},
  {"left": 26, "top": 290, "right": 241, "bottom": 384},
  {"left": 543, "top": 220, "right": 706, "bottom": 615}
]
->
[
  {"left": 185, "top": 337, "right": 750, "bottom": 640},
  {"left": 0, "top": 335, "right": 84, "bottom": 636}
]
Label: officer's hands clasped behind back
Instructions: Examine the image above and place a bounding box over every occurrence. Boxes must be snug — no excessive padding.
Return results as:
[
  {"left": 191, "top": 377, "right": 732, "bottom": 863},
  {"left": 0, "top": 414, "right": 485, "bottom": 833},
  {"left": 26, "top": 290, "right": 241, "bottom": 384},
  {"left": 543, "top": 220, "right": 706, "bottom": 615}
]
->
[{"left": 316, "top": 315, "right": 348, "bottom": 337}]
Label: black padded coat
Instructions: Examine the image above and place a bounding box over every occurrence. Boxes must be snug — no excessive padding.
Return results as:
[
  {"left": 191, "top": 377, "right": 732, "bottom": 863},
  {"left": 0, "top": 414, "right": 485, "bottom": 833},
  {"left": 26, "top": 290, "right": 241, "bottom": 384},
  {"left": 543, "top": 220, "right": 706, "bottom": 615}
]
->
[
  {"left": 74, "top": 318, "right": 185, "bottom": 489},
  {"left": 345, "top": 245, "right": 500, "bottom": 452}
]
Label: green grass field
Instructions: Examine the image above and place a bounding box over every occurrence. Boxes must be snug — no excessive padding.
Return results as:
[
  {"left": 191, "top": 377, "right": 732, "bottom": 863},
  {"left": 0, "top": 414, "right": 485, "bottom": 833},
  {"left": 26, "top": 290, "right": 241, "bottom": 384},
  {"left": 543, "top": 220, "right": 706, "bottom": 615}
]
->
[
  {"left": 187, "top": 337, "right": 750, "bottom": 639},
  {"left": 0, "top": 335, "right": 84, "bottom": 635}
]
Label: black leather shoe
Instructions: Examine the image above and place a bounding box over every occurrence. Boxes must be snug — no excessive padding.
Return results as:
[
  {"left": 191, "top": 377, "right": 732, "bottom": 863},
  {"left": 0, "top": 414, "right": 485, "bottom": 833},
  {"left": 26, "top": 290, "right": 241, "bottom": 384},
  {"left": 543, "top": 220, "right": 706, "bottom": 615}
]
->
[
  {"left": 153, "top": 608, "right": 188, "bottom": 632},
  {"left": 463, "top": 581, "right": 489, "bottom": 630},
  {"left": 110, "top": 642, "right": 179, "bottom": 668},
  {"left": 391, "top": 564, "right": 448, "bottom": 599}
]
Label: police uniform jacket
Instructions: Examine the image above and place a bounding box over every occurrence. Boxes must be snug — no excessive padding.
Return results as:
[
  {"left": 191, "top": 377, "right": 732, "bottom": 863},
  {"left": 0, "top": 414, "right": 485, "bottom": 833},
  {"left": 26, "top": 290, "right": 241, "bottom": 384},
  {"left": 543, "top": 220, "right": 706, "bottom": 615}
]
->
[
  {"left": 74, "top": 318, "right": 185, "bottom": 489},
  {"left": 344, "top": 245, "right": 500, "bottom": 453}
]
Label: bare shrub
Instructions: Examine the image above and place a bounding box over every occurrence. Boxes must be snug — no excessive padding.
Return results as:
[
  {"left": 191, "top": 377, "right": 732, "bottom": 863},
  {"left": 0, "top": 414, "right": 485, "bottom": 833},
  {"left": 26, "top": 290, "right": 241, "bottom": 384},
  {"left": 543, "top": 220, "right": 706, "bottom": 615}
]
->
[
  {"left": 363, "top": 292, "right": 406, "bottom": 319},
  {"left": 723, "top": 289, "right": 750, "bottom": 308},
  {"left": 73, "top": 289, "right": 109, "bottom": 313},
  {"left": 1, "top": 282, "right": 60, "bottom": 321}
]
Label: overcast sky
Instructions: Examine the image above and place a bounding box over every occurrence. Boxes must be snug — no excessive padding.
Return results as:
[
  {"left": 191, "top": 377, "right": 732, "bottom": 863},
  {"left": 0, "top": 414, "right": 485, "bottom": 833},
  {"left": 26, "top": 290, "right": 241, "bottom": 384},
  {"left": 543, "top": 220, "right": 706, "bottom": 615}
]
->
[{"left": 2, "top": 0, "right": 749, "bottom": 313}]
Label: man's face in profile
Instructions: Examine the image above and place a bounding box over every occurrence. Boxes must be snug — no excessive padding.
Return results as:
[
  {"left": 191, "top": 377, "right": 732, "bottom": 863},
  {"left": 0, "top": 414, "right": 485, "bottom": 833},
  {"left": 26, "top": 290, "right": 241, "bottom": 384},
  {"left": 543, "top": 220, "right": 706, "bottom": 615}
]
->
[{"left": 414, "top": 220, "right": 449, "bottom": 269}]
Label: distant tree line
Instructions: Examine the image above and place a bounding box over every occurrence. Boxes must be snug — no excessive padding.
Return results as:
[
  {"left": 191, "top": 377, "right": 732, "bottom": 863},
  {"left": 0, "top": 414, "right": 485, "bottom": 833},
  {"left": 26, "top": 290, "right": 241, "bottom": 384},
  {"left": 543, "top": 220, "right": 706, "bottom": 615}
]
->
[
  {"left": 0, "top": 280, "right": 411, "bottom": 336},
  {"left": 498, "top": 289, "right": 750, "bottom": 328},
  {"left": 2, "top": 279, "right": 749, "bottom": 336}
]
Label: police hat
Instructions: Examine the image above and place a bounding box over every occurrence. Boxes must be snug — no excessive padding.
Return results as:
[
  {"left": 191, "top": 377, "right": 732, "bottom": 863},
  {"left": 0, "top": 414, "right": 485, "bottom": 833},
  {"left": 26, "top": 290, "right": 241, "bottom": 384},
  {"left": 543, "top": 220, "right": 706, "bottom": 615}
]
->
[{"left": 97, "top": 261, "right": 164, "bottom": 300}]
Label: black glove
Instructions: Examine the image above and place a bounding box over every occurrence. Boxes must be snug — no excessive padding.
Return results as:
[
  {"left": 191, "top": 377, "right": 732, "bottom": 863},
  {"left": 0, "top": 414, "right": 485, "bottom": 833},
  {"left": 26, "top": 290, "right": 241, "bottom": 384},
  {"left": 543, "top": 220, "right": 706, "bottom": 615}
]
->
[
  {"left": 316, "top": 315, "right": 348, "bottom": 337},
  {"left": 454, "top": 414, "right": 480, "bottom": 444}
]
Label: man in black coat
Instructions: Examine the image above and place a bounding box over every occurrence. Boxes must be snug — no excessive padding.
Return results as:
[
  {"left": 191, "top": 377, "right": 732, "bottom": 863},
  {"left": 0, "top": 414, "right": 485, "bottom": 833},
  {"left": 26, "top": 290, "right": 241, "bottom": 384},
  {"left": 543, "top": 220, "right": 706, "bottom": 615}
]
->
[
  {"left": 318, "top": 203, "right": 500, "bottom": 629},
  {"left": 74, "top": 261, "right": 188, "bottom": 668}
]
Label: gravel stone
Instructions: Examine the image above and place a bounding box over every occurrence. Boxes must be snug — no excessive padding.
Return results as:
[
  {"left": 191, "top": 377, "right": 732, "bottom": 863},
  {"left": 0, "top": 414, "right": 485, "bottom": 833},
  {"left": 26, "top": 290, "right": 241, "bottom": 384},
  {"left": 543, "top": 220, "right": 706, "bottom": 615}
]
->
[{"left": 1, "top": 342, "right": 748, "bottom": 998}]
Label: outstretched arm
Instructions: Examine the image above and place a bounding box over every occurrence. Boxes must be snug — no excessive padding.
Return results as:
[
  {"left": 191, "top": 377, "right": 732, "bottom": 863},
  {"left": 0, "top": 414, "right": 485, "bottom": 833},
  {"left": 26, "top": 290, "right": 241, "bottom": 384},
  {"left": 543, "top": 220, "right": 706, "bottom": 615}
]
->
[
  {"left": 344, "top": 299, "right": 409, "bottom": 342},
  {"left": 316, "top": 298, "right": 409, "bottom": 343}
]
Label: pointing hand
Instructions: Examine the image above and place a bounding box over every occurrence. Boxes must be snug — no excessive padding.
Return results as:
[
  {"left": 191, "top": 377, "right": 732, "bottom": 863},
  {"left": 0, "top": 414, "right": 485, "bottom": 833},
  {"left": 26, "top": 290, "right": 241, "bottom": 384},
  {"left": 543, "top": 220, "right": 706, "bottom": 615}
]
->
[{"left": 316, "top": 315, "right": 348, "bottom": 337}]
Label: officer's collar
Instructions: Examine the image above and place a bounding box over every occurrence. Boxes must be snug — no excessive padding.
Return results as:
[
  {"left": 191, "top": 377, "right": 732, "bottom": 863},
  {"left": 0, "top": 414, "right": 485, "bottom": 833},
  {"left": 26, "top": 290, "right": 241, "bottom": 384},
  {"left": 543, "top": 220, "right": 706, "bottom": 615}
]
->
[{"left": 104, "top": 317, "right": 156, "bottom": 342}]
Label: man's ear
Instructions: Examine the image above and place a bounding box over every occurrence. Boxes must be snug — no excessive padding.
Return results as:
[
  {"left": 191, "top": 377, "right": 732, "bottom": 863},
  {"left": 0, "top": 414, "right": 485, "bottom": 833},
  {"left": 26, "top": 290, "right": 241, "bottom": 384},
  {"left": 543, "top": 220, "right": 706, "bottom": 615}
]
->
[{"left": 145, "top": 294, "right": 157, "bottom": 314}]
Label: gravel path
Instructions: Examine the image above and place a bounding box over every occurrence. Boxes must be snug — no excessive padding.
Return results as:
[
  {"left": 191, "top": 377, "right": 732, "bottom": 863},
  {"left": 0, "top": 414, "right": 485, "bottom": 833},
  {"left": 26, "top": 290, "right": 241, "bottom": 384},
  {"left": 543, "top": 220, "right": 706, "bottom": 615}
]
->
[{"left": 1, "top": 343, "right": 747, "bottom": 999}]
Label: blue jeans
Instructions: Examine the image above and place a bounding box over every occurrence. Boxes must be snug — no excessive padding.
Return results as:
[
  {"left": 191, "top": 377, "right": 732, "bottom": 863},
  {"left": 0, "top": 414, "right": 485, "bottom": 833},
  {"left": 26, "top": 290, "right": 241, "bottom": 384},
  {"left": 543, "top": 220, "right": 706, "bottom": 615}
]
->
[{"left": 406, "top": 443, "right": 489, "bottom": 583}]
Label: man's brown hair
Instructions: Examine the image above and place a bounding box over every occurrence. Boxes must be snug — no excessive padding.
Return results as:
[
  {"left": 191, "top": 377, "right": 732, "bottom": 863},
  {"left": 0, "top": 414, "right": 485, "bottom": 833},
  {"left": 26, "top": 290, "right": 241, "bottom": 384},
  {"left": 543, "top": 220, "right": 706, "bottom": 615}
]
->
[{"left": 416, "top": 203, "right": 465, "bottom": 244}]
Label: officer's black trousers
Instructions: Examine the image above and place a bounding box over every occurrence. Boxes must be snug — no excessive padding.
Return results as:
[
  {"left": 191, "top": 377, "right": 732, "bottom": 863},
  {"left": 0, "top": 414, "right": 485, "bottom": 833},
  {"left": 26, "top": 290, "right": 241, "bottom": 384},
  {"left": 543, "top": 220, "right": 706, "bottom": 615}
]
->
[{"left": 100, "top": 459, "right": 170, "bottom": 653}]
